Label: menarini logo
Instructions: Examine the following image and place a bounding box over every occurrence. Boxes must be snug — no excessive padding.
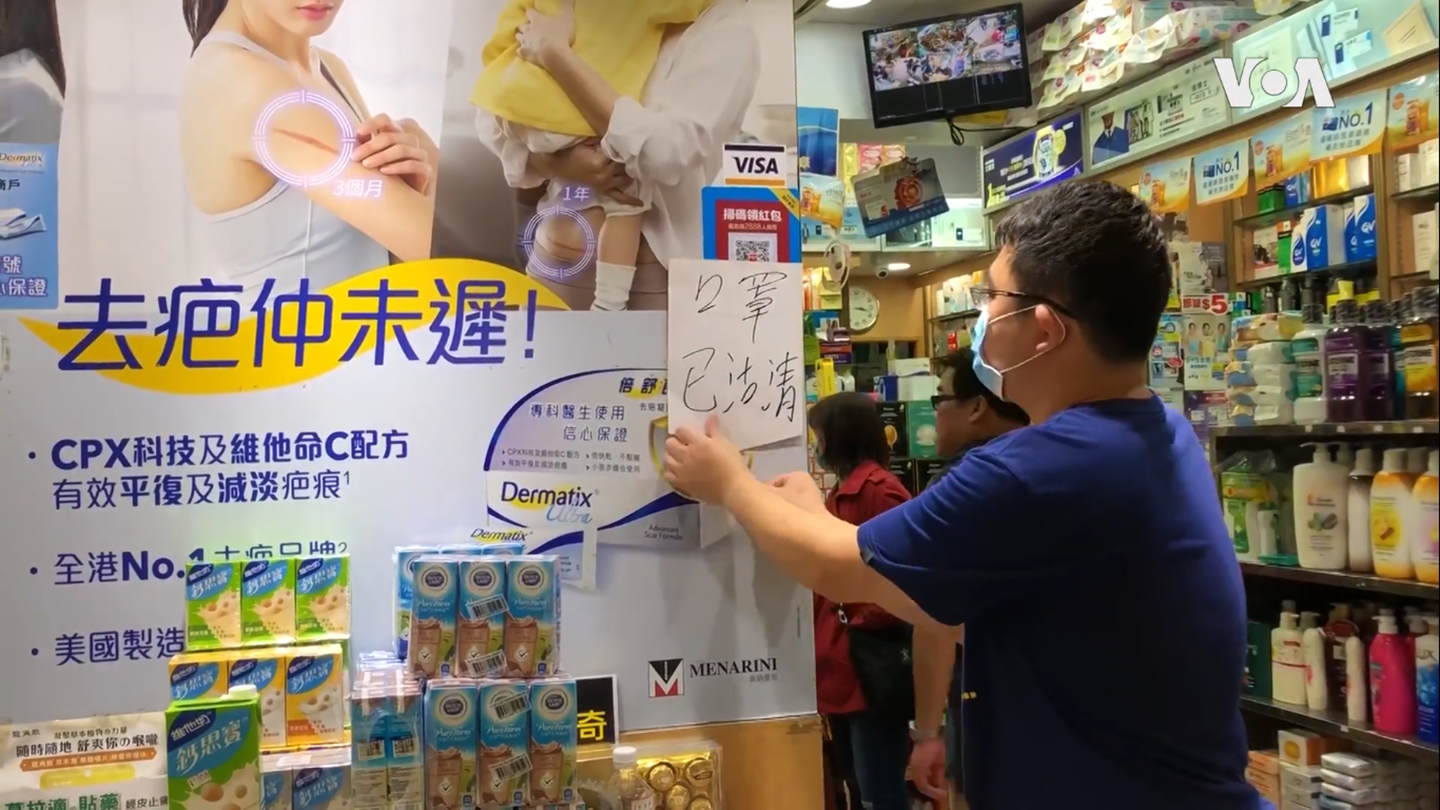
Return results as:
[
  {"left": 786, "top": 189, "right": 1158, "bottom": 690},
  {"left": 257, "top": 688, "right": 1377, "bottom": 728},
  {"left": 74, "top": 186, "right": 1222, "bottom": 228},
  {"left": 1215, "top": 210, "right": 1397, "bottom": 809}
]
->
[{"left": 648, "top": 659, "right": 684, "bottom": 698}]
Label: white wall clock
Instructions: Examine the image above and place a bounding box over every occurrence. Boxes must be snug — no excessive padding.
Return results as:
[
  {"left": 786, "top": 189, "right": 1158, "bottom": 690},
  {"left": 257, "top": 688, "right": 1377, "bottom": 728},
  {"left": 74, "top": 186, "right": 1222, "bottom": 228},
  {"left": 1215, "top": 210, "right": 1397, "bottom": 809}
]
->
[{"left": 848, "top": 286, "right": 880, "bottom": 332}]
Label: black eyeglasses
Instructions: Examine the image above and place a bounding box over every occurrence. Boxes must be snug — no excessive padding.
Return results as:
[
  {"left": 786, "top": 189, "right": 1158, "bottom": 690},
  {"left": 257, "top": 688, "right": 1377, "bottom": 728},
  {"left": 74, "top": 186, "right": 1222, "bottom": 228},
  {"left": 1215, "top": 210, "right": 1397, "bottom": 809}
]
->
[{"left": 970, "top": 286, "right": 1074, "bottom": 318}]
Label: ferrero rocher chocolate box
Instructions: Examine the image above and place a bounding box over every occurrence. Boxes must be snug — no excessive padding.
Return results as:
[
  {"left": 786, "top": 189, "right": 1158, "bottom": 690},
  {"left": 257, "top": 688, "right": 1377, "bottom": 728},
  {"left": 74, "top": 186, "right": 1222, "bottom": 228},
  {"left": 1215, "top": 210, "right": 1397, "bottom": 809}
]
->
[{"left": 577, "top": 739, "right": 721, "bottom": 809}]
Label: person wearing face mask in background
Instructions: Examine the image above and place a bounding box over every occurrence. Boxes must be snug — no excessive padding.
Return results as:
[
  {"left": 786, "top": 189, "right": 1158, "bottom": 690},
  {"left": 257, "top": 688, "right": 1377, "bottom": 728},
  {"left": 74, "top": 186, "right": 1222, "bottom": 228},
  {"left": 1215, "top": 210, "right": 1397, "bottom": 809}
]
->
[
  {"left": 909, "top": 349, "right": 1028, "bottom": 808},
  {"left": 663, "top": 180, "right": 1262, "bottom": 809},
  {"left": 0, "top": 0, "right": 64, "bottom": 145},
  {"left": 808, "top": 391, "right": 913, "bottom": 810}
]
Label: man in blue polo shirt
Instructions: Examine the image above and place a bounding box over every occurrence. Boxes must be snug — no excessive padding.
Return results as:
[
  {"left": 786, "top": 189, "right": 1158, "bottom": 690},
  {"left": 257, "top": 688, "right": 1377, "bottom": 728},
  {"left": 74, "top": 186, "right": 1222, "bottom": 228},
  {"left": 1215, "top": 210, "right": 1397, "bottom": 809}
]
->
[{"left": 663, "top": 180, "right": 1263, "bottom": 809}]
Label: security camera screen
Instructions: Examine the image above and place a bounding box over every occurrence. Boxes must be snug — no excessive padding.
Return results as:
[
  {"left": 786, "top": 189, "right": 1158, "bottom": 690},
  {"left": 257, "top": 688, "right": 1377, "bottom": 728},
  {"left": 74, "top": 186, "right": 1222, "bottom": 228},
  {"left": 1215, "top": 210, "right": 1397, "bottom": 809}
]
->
[{"left": 865, "top": 6, "right": 1030, "bottom": 127}]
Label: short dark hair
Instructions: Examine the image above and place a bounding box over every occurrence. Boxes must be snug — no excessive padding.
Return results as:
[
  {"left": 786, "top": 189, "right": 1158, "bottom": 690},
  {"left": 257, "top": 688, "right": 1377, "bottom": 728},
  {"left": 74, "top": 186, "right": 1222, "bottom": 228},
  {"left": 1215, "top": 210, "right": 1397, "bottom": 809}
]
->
[
  {"left": 942, "top": 350, "right": 1029, "bottom": 424},
  {"left": 993, "top": 180, "right": 1170, "bottom": 363},
  {"left": 808, "top": 391, "right": 890, "bottom": 476}
]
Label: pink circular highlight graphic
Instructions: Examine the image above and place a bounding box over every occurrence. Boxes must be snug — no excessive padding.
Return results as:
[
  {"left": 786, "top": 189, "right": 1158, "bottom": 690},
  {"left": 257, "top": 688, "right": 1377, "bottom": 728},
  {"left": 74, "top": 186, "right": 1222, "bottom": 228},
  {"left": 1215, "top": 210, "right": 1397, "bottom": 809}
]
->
[
  {"left": 517, "top": 205, "right": 596, "bottom": 281},
  {"left": 252, "top": 90, "right": 357, "bottom": 187}
]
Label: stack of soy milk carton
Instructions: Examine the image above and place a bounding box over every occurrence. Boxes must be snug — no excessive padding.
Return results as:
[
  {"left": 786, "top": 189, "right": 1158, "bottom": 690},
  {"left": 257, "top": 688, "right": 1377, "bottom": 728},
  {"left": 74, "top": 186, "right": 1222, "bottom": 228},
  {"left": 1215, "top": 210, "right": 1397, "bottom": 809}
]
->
[
  {"left": 165, "top": 555, "right": 354, "bottom": 810},
  {"left": 374, "top": 541, "right": 577, "bottom": 810},
  {"left": 1227, "top": 313, "right": 1304, "bottom": 426}
]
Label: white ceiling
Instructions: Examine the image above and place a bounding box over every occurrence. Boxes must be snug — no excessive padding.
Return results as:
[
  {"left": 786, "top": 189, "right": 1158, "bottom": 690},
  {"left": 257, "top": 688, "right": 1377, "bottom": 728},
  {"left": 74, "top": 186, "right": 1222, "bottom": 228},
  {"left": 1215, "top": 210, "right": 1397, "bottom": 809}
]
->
[{"left": 806, "top": 0, "right": 1075, "bottom": 28}]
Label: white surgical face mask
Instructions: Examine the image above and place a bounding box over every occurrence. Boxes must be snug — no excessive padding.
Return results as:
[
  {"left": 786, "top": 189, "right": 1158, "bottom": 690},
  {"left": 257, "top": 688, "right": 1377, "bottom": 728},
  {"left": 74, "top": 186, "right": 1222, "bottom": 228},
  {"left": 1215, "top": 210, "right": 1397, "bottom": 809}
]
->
[
  {"left": 970, "top": 304, "right": 1066, "bottom": 400},
  {"left": 0, "top": 49, "right": 64, "bottom": 144}
]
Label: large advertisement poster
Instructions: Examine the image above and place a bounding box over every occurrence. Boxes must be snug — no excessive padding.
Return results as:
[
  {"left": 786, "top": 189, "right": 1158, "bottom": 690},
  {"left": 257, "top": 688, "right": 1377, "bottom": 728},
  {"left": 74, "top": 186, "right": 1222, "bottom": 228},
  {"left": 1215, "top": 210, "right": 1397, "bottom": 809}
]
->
[
  {"left": 429, "top": 0, "right": 800, "bottom": 311},
  {"left": 0, "top": 0, "right": 813, "bottom": 733}
]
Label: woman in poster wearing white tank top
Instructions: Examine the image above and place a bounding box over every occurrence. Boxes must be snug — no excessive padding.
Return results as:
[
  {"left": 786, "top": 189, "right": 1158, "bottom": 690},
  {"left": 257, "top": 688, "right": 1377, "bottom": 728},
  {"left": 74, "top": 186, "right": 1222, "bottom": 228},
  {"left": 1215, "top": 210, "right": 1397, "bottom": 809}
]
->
[{"left": 178, "top": 0, "right": 439, "bottom": 306}]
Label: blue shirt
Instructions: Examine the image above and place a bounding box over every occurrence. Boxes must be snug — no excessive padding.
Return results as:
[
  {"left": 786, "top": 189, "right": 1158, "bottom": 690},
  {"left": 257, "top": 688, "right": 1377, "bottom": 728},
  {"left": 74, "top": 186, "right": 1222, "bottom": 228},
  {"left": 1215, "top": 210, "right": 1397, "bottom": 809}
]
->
[{"left": 857, "top": 397, "right": 1263, "bottom": 810}]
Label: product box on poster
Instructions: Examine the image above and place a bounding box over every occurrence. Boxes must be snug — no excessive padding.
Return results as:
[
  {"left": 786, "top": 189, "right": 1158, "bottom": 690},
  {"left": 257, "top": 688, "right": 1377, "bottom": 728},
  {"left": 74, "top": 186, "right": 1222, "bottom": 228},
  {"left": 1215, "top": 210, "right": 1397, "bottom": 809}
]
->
[{"left": 700, "top": 185, "right": 801, "bottom": 262}]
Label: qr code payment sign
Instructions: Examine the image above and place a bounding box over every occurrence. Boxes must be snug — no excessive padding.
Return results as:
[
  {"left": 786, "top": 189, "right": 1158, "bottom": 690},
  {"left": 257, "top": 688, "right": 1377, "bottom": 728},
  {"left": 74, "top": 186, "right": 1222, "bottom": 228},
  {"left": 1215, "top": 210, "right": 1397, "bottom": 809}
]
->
[{"left": 729, "top": 233, "right": 776, "bottom": 262}]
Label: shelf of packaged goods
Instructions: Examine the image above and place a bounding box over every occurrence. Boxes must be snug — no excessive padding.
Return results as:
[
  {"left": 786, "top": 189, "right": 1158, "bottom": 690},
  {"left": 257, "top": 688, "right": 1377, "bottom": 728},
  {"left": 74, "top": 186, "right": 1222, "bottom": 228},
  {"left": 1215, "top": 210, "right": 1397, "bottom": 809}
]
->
[
  {"left": 929, "top": 310, "right": 978, "bottom": 323},
  {"left": 1238, "top": 562, "right": 1440, "bottom": 600},
  {"left": 1240, "top": 696, "right": 1440, "bottom": 763},
  {"left": 1392, "top": 183, "right": 1440, "bottom": 202},
  {"left": 1234, "top": 187, "right": 1375, "bottom": 229},
  {"left": 1211, "top": 420, "right": 1439, "bottom": 439},
  {"left": 1235, "top": 259, "right": 1378, "bottom": 292}
]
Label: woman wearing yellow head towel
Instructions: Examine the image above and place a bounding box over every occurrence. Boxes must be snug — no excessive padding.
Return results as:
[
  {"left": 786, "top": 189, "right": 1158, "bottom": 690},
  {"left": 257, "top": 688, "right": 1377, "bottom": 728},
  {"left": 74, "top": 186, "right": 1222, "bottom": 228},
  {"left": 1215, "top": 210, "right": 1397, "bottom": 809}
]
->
[{"left": 472, "top": 0, "right": 761, "bottom": 312}]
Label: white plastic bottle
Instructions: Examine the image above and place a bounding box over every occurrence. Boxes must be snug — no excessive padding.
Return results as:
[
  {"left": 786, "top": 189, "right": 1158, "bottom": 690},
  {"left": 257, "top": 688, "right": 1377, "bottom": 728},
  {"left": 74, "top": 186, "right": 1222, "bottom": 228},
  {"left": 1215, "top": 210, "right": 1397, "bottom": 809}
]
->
[
  {"left": 1335, "top": 442, "right": 1355, "bottom": 469},
  {"left": 1372, "top": 448, "right": 1417, "bottom": 580},
  {"left": 1346, "top": 633, "right": 1369, "bottom": 722},
  {"left": 1409, "top": 446, "right": 1430, "bottom": 476},
  {"left": 1348, "top": 446, "right": 1377, "bottom": 572},
  {"left": 1302, "top": 612, "right": 1329, "bottom": 710},
  {"left": 1273, "top": 611, "right": 1308, "bottom": 705},
  {"left": 1294, "top": 443, "right": 1350, "bottom": 570}
]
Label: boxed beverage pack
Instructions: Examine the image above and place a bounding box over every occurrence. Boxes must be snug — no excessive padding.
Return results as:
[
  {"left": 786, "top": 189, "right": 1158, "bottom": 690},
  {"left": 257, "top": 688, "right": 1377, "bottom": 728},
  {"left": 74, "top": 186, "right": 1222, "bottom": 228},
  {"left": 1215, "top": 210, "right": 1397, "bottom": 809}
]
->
[
  {"left": 503, "top": 556, "right": 560, "bottom": 678},
  {"left": 408, "top": 556, "right": 459, "bottom": 678},
  {"left": 457, "top": 558, "right": 508, "bottom": 678},
  {"left": 241, "top": 559, "right": 296, "bottom": 646},
  {"left": 165, "top": 689, "right": 262, "bottom": 810},
  {"left": 229, "top": 649, "right": 288, "bottom": 749},
  {"left": 284, "top": 644, "right": 345, "bottom": 747},
  {"left": 423, "top": 680, "right": 479, "bottom": 810},
  {"left": 295, "top": 555, "right": 350, "bottom": 639},
  {"left": 185, "top": 562, "right": 243, "bottom": 650},
  {"left": 528, "top": 678, "right": 578, "bottom": 807},
  {"left": 478, "top": 680, "right": 530, "bottom": 807},
  {"left": 168, "top": 652, "right": 230, "bottom": 702}
]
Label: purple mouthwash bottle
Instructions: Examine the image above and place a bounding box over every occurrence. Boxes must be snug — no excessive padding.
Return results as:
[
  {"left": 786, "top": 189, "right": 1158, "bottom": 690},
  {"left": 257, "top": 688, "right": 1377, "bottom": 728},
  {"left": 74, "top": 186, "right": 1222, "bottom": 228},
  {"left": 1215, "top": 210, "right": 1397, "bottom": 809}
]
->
[{"left": 1325, "top": 299, "right": 1367, "bottom": 423}]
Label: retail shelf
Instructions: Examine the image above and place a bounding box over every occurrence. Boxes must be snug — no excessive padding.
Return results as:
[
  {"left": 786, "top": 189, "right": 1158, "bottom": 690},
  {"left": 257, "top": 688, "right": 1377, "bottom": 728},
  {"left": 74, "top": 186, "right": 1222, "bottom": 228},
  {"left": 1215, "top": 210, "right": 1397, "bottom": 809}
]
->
[
  {"left": 1235, "top": 259, "right": 1378, "bottom": 291},
  {"left": 1238, "top": 562, "right": 1440, "bottom": 600},
  {"left": 1240, "top": 696, "right": 1439, "bottom": 763},
  {"left": 929, "top": 310, "right": 978, "bottom": 323},
  {"left": 1234, "top": 186, "right": 1374, "bottom": 229},
  {"left": 1210, "top": 420, "right": 1438, "bottom": 438},
  {"left": 1392, "top": 182, "right": 1440, "bottom": 202}
]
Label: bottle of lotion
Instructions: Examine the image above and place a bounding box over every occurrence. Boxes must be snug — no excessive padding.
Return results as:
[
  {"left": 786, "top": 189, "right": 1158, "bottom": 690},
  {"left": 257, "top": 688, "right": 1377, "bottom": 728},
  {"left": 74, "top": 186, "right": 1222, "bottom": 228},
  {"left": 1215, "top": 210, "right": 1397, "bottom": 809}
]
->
[
  {"left": 1325, "top": 603, "right": 1361, "bottom": 709},
  {"left": 1273, "top": 611, "right": 1307, "bottom": 705},
  {"left": 1348, "top": 446, "right": 1377, "bottom": 572},
  {"left": 1370, "top": 613, "right": 1417, "bottom": 734},
  {"left": 1371, "top": 448, "right": 1416, "bottom": 580},
  {"left": 1409, "top": 446, "right": 1431, "bottom": 475},
  {"left": 1302, "top": 612, "right": 1329, "bottom": 710},
  {"left": 1294, "top": 443, "right": 1350, "bottom": 570},
  {"left": 1417, "top": 615, "right": 1439, "bottom": 744},
  {"left": 1346, "top": 633, "right": 1369, "bottom": 721},
  {"left": 1414, "top": 449, "right": 1439, "bottom": 585}
]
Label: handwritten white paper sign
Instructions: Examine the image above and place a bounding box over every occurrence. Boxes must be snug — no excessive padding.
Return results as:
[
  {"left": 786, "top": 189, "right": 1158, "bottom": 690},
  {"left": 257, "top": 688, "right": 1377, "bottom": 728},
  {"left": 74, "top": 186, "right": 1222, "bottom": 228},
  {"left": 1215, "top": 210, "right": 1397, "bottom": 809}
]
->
[{"left": 667, "top": 258, "right": 805, "bottom": 451}]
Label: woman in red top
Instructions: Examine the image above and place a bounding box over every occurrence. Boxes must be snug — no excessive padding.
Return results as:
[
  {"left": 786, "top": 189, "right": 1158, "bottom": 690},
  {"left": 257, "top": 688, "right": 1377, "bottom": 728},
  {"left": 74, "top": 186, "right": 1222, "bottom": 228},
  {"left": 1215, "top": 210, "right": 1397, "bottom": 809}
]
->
[{"left": 808, "top": 392, "right": 913, "bottom": 810}]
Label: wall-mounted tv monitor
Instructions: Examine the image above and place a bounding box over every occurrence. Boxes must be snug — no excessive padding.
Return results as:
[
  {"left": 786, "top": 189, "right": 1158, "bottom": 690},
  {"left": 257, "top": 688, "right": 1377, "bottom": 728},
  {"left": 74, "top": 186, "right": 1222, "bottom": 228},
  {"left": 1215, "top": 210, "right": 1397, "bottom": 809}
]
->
[{"left": 863, "top": 4, "right": 1032, "bottom": 129}]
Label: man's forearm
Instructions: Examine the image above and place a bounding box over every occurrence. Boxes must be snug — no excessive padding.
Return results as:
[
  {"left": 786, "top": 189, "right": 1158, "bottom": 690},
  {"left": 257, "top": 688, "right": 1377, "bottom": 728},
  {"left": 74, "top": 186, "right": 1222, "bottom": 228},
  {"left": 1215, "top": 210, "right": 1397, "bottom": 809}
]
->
[
  {"left": 720, "top": 477, "right": 856, "bottom": 596},
  {"left": 913, "top": 626, "right": 957, "bottom": 734}
]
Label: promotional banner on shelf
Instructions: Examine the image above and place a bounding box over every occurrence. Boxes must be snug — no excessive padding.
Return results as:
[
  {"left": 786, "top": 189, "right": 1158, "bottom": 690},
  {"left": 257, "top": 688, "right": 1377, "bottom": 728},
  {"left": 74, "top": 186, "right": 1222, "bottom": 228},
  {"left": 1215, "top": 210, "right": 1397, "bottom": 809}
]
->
[
  {"left": 1311, "top": 90, "right": 1387, "bottom": 162},
  {"left": 0, "top": 0, "right": 814, "bottom": 731},
  {"left": 1138, "top": 157, "right": 1192, "bottom": 214},
  {"left": 1194, "top": 138, "right": 1251, "bottom": 206},
  {"left": 1085, "top": 56, "right": 1231, "bottom": 171},
  {"left": 982, "top": 109, "right": 1084, "bottom": 208},
  {"left": 1250, "top": 111, "right": 1314, "bottom": 186},
  {"left": 1387, "top": 71, "right": 1440, "bottom": 149}
]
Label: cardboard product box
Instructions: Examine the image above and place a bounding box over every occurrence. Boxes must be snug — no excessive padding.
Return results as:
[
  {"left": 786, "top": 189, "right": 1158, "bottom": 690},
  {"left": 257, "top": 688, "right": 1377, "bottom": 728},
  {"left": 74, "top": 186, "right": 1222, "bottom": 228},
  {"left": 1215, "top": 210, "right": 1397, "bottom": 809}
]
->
[
  {"left": 876, "top": 402, "right": 909, "bottom": 458},
  {"left": 905, "top": 400, "right": 938, "bottom": 459},
  {"left": 887, "top": 458, "right": 919, "bottom": 496},
  {"left": 916, "top": 458, "right": 950, "bottom": 491}
]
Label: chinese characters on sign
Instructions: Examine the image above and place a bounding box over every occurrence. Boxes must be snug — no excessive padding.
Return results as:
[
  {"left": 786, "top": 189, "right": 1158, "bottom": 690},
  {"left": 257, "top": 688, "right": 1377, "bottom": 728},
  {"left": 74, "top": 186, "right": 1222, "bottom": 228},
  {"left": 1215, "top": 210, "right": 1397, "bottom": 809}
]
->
[
  {"left": 667, "top": 259, "right": 804, "bottom": 451},
  {"left": 37, "top": 274, "right": 541, "bottom": 377},
  {"left": 45, "top": 429, "right": 406, "bottom": 511},
  {"left": 491, "top": 376, "right": 668, "bottom": 477}
]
